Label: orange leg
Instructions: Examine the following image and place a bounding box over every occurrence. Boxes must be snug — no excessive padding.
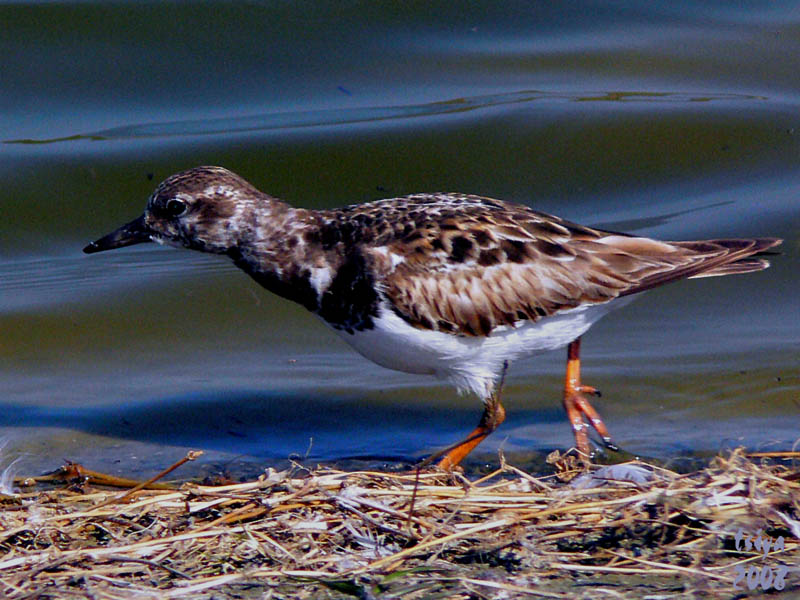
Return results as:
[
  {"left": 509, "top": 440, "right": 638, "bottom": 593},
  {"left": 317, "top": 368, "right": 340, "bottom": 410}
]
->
[
  {"left": 436, "top": 394, "right": 506, "bottom": 470},
  {"left": 426, "top": 361, "right": 509, "bottom": 470},
  {"left": 563, "top": 337, "right": 618, "bottom": 460}
]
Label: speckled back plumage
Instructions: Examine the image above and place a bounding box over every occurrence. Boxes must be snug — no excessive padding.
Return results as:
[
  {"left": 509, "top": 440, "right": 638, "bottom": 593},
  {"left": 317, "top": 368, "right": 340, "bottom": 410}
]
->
[{"left": 313, "top": 194, "right": 776, "bottom": 336}]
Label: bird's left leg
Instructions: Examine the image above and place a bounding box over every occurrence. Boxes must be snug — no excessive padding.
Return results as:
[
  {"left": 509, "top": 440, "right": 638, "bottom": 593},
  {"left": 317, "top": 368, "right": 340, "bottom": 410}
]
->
[
  {"left": 563, "top": 337, "right": 618, "bottom": 461},
  {"left": 431, "top": 362, "right": 509, "bottom": 470},
  {"left": 436, "top": 391, "right": 506, "bottom": 470}
]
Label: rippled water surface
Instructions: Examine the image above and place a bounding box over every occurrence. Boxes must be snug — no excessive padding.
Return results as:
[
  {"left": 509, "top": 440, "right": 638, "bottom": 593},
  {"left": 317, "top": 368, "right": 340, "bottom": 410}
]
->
[{"left": 2, "top": 1, "right": 798, "bottom": 480}]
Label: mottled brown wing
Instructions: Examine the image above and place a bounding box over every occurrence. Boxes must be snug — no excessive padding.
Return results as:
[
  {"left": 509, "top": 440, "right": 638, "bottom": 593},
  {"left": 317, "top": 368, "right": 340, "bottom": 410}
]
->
[{"left": 362, "top": 195, "right": 780, "bottom": 336}]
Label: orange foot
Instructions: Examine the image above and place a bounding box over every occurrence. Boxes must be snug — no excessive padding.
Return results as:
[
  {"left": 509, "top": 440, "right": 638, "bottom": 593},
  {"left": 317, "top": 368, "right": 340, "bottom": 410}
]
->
[
  {"left": 436, "top": 395, "right": 506, "bottom": 470},
  {"left": 426, "top": 362, "right": 509, "bottom": 471},
  {"left": 564, "top": 337, "right": 618, "bottom": 461}
]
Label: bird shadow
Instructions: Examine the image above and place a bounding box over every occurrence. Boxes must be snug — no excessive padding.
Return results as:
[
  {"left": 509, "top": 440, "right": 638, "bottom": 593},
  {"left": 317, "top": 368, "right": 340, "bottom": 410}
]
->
[{"left": 0, "top": 391, "right": 559, "bottom": 464}]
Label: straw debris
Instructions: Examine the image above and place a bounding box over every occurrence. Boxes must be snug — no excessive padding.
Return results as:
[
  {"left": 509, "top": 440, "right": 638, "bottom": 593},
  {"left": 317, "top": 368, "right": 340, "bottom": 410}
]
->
[{"left": 1, "top": 448, "right": 798, "bottom": 599}]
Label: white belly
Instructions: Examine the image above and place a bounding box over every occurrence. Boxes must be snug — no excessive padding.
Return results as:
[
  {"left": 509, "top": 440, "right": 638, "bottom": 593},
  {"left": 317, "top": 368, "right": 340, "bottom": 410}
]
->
[{"left": 327, "top": 298, "right": 630, "bottom": 398}]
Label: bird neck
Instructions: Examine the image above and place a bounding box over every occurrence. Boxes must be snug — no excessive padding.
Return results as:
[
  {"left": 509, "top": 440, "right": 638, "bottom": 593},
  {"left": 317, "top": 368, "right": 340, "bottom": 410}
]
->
[{"left": 228, "top": 198, "right": 335, "bottom": 311}]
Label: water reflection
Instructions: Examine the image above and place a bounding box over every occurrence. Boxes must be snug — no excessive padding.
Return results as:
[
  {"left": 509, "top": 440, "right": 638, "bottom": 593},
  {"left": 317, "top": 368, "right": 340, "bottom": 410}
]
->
[{"left": 5, "top": 90, "right": 769, "bottom": 144}]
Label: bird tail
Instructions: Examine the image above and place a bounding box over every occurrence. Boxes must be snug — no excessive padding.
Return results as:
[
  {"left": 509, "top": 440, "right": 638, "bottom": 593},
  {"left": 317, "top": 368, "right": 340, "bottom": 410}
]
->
[
  {"left": 677, "top": 237, "right": 783, "bottom": 278},
  {"left": 620, "top": 237, "right": 783, "bottom": 296}
]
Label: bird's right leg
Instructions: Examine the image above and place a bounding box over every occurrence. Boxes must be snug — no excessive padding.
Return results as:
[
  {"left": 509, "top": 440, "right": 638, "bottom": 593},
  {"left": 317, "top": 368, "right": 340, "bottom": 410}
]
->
[{"left": 563, "top": 337, "right": 618, "bottom": 462}]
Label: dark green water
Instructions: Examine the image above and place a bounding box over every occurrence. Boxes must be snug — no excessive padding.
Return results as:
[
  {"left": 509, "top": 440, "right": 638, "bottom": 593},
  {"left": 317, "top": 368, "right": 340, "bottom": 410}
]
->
[{"left": 1, "top": 1, "right": 798, "bottom": 480}]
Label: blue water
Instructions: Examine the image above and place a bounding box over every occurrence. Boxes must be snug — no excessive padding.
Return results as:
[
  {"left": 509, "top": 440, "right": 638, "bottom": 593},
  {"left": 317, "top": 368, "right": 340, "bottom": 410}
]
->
[{"left": 1, "top": 1, "right": 798, "bottom": 480}]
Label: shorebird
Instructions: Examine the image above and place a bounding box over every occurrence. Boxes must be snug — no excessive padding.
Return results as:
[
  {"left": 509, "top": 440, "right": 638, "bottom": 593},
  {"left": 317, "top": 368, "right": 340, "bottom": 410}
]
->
[{"left": 84, "top": 166, "right": 781, "bottom": 467}]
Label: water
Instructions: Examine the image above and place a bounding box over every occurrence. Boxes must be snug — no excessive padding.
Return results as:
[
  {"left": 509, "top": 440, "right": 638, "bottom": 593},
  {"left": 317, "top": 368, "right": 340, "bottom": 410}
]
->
[{"left": 2, "top": 1, "right": 798, "bottom": 480}]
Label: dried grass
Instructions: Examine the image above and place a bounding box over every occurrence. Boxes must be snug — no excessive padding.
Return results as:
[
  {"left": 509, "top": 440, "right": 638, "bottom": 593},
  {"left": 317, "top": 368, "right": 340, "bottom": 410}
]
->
[{"left": 1, "top": 448, "right": 798, "bottom": 599}]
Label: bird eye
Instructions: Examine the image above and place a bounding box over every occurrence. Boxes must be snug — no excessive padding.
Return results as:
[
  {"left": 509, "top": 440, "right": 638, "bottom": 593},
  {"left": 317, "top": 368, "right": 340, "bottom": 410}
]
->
[{"left": 165, "top": 198, "right": 187, "bottom": 217}]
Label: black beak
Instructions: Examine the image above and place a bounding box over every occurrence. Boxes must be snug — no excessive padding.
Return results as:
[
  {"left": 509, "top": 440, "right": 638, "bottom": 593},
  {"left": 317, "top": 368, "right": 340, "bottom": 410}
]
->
[{"left": 83, "top": 214, "right": 153, "bottom": 254}]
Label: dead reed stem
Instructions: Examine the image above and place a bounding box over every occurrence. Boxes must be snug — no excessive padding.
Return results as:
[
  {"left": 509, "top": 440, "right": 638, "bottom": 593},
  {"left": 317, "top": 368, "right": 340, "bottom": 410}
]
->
[{"left": 1, "top": 448, "right": 797, "bottom": 599}]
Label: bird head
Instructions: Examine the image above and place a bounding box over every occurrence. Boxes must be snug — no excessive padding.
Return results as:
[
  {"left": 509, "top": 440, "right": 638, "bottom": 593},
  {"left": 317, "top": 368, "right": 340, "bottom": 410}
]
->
[{"left": 84, "top": 166, "right": 261, "bottom": 256}]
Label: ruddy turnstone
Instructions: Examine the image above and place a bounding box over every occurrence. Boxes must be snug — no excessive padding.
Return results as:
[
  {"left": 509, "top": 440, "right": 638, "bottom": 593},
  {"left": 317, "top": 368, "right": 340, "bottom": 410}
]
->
[{"left": 84, "top": 166, "right": 781, "bottom": 467}]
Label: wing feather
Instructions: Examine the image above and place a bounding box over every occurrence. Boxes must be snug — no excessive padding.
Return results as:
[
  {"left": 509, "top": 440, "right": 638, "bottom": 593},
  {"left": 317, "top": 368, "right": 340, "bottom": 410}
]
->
[{"left": 333, "top": 194, "right": 782, "bottom": 337}]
